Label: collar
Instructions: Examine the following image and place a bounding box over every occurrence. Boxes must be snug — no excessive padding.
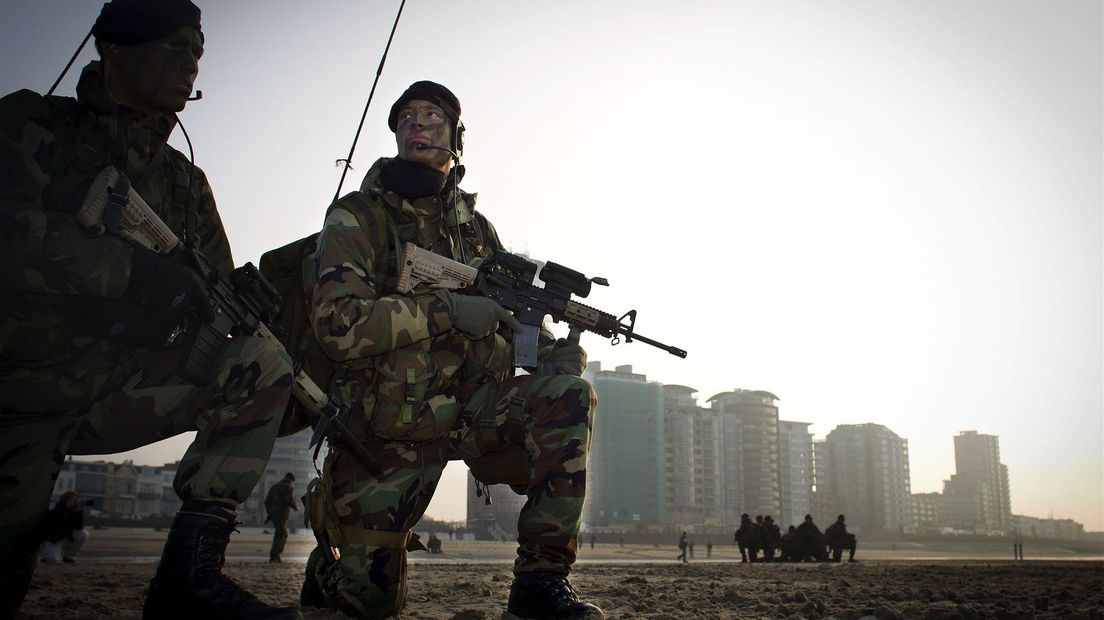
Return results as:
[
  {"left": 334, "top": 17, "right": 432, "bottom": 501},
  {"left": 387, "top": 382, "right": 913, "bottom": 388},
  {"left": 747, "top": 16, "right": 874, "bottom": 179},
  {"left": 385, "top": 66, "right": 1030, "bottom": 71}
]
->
[
  {"left": 75, "top": 60, "right": 178, "bottom": 167},
  {"left": 361, "top": 157, "right": 477, "bottom": 226}
]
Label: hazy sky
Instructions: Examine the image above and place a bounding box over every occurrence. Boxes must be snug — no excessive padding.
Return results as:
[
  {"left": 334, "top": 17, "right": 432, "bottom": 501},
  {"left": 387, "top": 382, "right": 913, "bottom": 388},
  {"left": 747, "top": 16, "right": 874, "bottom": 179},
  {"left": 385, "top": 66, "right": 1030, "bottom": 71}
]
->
[{"left": 2, "top": 1, "right": 1100, "bottom": 530}]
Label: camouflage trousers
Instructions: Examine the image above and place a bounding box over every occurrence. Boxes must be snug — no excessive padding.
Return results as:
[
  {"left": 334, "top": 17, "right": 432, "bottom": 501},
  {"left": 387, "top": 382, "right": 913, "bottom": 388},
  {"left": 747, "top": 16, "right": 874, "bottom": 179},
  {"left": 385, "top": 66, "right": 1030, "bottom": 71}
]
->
[
  {"left": 0, "top": 335, "right": 292, "bottom": 572},
  {"left": 305, "top": 373, "right": 596, "bottom": 618}
]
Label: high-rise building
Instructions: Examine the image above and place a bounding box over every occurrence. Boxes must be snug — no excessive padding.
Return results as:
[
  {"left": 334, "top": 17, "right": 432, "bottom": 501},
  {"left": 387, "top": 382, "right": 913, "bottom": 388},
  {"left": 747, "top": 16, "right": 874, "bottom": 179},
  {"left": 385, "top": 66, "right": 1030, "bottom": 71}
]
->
[
  {"left": 909, "top": 492, "right": 945, "bottom": 533},
  {"left": 240, "top": 428, "right": 319, "bottom": 526},
  {"left": 662, "top": 385, "right": 725, "bottom": 530},
  {"left": 708, "top": 390, "right": 781, "bottom": 522},
  {"left": 810, "top": 439, "right": 833, "bottom": 520},
  {"left": 941, "top": 430, "right": 1012, "bottom": 534},
  {"left": 821, "top": 423, "right": 911, "bottom": 532},
  {"left": 583, "top": 362, "right": 665, "bottom": 529},
  {"left": 778, "top": 420, "right": 813, "bottom": 529},
  {"left": 466, "top": 478, "right": 527, "bottom": 540}
]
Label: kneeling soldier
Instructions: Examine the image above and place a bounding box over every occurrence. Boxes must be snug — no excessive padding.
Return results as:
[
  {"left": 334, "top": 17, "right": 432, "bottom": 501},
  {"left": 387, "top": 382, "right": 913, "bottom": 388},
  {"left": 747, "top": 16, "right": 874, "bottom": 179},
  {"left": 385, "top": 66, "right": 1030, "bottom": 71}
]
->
[
  {"left": 299, "top": 81, "right": 602, "bottom": 619},
  {"left": 0, "top": 1, "right": 296, "bottom": 618}
]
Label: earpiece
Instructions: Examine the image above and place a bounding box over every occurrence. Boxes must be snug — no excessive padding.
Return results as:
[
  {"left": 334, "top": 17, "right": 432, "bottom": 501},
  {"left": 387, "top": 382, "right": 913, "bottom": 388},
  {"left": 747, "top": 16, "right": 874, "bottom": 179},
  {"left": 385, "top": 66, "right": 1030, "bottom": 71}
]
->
[{"left": 454, "top": 120, "right": 465, "bottom": 156}]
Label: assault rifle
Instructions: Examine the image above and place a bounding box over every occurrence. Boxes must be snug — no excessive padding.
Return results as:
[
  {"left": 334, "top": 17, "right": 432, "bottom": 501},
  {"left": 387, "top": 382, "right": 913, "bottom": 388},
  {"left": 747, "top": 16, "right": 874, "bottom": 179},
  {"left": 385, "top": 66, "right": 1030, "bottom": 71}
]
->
[
  {"left": 77, "top": 167, "right": 381, "bottom": 476},
  {"left": 396, "top": 243, "right": 687, "bottom": 366}
]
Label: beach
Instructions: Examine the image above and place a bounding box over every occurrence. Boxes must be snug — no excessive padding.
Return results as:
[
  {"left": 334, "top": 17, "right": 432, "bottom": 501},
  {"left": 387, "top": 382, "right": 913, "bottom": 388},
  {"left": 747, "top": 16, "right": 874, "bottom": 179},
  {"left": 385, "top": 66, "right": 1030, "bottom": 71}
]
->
[{"left": 17, "top": 530, "right": 1104, "bottom": 619}]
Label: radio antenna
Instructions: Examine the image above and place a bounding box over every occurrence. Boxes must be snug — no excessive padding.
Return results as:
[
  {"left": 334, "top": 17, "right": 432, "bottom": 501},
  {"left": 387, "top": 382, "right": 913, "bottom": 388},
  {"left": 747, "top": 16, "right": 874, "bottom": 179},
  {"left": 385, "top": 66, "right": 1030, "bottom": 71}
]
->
[{"left": 331, "top": 0, "right": 408, "bottom": 203}]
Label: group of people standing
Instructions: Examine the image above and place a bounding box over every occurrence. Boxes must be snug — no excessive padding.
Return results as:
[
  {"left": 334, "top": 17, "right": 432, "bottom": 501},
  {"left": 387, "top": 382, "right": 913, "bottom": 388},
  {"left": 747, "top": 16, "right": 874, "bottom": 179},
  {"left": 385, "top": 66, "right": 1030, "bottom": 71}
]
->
[{"left": 735, "top": 514, "right": 858, "bottom": 563}]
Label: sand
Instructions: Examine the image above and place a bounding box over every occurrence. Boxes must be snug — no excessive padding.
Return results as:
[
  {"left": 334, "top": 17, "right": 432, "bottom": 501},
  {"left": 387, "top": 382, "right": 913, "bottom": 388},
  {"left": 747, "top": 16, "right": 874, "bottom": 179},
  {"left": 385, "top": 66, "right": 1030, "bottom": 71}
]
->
[{"left": 16, "top": 530, "right": 1104, "bottom": 619}]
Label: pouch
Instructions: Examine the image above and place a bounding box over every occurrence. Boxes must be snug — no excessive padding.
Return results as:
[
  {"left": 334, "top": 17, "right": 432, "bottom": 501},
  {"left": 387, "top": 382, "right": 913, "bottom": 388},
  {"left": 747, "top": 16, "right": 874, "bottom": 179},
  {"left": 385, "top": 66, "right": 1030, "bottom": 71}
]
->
[{"left": 365, "top": 346, "right": 458, "bottom": 442}]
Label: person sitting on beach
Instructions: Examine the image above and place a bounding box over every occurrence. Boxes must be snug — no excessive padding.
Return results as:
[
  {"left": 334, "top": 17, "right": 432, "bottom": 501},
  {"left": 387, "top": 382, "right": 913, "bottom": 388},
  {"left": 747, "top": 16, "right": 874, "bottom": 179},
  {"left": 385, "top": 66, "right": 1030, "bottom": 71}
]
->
[
  {"left": 779, "top": 525, "right": 800, "bottom": 562},
  {"left": 825, "top": 514, "right": 858, "bottom": 562},
  {"left": 796, "top": 514, "right": 829, "bottom": 562},
  {"left": 39, "top": 491, "right": 89, "bottom": 564}
]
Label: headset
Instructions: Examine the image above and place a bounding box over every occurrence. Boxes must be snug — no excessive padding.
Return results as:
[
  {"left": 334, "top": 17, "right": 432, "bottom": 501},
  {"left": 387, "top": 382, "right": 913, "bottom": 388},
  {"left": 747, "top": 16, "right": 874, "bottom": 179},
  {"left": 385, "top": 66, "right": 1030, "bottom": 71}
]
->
[{"left": 453, "top": 119, "right": 465, "bottom": 156}]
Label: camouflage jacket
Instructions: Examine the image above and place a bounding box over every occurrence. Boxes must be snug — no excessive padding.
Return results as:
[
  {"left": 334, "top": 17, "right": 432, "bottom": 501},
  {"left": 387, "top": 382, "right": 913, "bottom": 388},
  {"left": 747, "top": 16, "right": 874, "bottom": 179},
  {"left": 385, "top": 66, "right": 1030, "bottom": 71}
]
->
[
  {"left": 308, "top": 158, "right": 513, "bottom": 442},
  {"left": 0, "top": 61, "right": 232, "bottom": 413}
]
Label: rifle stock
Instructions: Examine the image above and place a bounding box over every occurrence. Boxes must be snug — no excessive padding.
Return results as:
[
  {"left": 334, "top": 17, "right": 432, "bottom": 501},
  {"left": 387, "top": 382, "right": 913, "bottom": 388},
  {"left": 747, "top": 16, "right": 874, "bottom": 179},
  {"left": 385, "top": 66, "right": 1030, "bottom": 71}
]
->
[{"left": 78, "top": 167, "right": 382, "bottom": 476}]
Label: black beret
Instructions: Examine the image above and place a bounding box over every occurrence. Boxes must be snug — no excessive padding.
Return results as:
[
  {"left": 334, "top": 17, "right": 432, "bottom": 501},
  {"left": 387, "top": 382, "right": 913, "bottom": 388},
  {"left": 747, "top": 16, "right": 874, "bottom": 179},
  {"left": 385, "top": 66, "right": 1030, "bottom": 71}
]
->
[
  {"left": 93, "top": 0, "right": 202, "bottom": 46},
  {"left": 388, "top": 81, "right": 460, "bottom": 132},
  {"left": 284, "top": 473, "right": 295, "bottom": 481}
]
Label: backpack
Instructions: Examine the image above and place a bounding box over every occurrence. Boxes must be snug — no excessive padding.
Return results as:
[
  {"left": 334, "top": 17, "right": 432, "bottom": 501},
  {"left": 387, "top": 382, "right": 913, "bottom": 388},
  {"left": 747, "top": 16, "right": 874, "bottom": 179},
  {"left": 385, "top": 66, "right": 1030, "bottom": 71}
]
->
[{"left": 260, "top": 191, "right": 403, "bottom": 436}]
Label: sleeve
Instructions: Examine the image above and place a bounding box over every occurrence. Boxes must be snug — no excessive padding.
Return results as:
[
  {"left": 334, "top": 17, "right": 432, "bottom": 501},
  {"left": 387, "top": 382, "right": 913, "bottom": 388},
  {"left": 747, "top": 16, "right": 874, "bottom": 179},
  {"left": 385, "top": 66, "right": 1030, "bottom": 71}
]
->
[
  {"left": 187, "top": 165, "right": 234, "bottom": 275},
  {"left": 309, "top": 203, "right": 453, "bottom": 362},
  {"left": 0, "top": 90, "right": 133, "bottom": 299}
]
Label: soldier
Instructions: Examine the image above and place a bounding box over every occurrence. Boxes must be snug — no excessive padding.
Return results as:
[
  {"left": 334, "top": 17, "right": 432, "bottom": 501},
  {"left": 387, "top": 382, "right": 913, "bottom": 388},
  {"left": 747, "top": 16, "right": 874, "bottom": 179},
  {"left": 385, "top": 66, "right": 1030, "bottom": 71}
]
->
[
  {"left": 0, "top": 1, "right": 297, "bottom": 618},
  {"left": 734, "top": 513, "right": 754, "bottom": 562},
  {"left": 796, "top": 514, "right": 829, "bottom": 562},
  {"left": 825, "top": 514, "right": 858, "bottom": 562},
  {"left": 779, "top": 525, "right": 800, "bottom": 562},
  {"left": 265, "top": 473, "right": 300, "bottom": 563},
  {"left": 749, "top": 515, "right": 765, "bottom": 563},
  {"left": 298, "top": 81, "right": 602, "bottom": 620},
  {"left": 762, "top": 515, "right": 781, "bottom": 562}
]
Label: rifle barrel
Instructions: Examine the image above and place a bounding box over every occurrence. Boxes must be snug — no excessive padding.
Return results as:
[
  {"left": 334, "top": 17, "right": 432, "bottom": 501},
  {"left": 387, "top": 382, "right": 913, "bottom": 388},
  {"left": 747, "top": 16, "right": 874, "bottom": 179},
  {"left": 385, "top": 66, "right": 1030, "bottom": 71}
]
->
[{"left": 621, "top": 330, "right": 688, "bottom": 358}]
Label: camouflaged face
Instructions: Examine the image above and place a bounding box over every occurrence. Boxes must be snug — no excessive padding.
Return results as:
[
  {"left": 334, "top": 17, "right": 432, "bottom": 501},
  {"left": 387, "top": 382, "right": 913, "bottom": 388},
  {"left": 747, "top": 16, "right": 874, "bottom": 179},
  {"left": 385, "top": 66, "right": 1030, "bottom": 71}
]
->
[{"left": 0, "top": 61, "right": 231, "bottom": 411}]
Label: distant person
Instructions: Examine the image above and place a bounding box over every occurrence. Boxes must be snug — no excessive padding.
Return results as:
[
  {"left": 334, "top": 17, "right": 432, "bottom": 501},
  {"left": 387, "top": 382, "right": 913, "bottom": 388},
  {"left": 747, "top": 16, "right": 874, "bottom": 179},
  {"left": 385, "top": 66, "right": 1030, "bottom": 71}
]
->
[
  {"left": 749, "top": 515, "right": 765, "bottom": 563},
  {"left": 796, "top": 514, "right": 829, "bottom": 562},
  {"left": 825, "top": 514, "right": 857, "bottom": 562},
  {"left": 39, "top": 492, "right": 89, "bottom": 564},
  {"left": 427, "top": 534, "right": 442, "bottom": 554},
  {"left": 780, "top": 525, "right": 800, "bottom": 562},
  {"left": 762, "top": 515, "right": 781, "bottom": 561},
  {"left": 590, "top": 534, "right": 596, "bottom": 550},
  {"left": 735, "top": 513, "right": 755, "bottom": 562},
  {"left": 689, "top": 539, "right": 695, "bottom": 558},
  {"left": 264, "top": 473, "right": 299, "bottom": 563},
  {"left": 706, "top": 540, "right": 713, "bottom": 558},
  {"left": 677, "top": 531, "right": 689, "bottom": 563}
]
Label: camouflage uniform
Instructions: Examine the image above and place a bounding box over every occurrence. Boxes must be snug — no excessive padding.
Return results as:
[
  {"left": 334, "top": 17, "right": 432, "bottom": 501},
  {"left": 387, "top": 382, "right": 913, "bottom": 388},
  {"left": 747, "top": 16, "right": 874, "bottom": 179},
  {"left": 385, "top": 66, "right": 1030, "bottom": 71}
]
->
[
  {"left": 302, "top": 158, "right": 596, "bottom": 617},
  {"left": 0, "top": 62, "right": 292, "bottom": 578}
]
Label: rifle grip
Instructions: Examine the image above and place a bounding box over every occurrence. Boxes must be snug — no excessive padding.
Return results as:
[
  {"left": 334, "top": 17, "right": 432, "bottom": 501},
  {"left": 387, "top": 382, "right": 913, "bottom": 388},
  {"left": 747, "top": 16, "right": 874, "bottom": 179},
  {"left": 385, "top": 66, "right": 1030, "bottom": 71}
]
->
[{"left": 567, "top": 326, "right": 583, "bottom": 345}]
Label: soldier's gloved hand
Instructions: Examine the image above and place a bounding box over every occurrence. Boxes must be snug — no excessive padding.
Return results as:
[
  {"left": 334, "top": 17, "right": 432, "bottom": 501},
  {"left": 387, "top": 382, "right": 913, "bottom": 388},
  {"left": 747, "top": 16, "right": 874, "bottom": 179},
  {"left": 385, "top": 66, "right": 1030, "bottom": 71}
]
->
[
  {"left": 537, "top": 338, "right": 587, "bottom": 376},
  {"left": 129, "top": 246, "right": 213, "bottom": 326},
  {"left": 435, "top": 290, "right": 521, "bottom": 339}
]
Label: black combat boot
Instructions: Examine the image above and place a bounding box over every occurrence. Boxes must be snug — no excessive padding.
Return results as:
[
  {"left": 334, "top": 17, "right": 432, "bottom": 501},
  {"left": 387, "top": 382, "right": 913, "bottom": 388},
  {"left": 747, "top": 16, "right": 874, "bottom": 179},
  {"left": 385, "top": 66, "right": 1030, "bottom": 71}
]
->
[
  {"left": 143, "top": 501, "right": 302, "bottom": 620},
  {"left": 503, "top": 572, "right": 605, "bottom": 620}
]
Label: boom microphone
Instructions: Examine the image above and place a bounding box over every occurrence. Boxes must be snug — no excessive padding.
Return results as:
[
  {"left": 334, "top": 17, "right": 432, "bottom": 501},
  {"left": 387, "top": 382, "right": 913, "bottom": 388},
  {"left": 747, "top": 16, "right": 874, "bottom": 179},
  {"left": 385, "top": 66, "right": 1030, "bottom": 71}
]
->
[
  {"left": 414, "top": 143, "right": 458, "bottom": 160},
  {"left": 187, "top": 90, "right": 203, "bottom": 101}
]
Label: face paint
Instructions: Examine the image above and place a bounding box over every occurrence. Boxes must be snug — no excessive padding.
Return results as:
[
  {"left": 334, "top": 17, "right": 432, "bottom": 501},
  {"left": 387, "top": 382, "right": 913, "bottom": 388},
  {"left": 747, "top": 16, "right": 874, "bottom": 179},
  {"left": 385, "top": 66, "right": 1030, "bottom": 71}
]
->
[
  {"left": 107, "top": 26, "right": 203, "bottom": 114},
  {"left": 394, "top": 99, "right": 453, "bottom": 172}
]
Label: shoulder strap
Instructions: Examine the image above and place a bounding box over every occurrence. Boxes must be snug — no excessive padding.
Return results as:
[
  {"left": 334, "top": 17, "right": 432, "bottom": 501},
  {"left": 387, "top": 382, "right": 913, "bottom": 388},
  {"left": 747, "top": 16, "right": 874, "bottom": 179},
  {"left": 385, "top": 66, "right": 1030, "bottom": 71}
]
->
[{"left": 330, "top": 191, "right": 404, "bottom": 296}]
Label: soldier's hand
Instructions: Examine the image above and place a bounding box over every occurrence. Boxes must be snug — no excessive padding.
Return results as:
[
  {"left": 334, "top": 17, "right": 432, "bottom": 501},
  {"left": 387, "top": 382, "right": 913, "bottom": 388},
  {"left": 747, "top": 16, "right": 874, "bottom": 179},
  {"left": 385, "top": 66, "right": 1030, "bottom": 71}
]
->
[
  {"left": 537, "top": 338, "right": 587, "bottom": 376},
  {"left": 129, "top": 246, "right": 213, "bottom": 325},
  {"left": 436, "top": 290, "right": 522, "bottom": 339}
]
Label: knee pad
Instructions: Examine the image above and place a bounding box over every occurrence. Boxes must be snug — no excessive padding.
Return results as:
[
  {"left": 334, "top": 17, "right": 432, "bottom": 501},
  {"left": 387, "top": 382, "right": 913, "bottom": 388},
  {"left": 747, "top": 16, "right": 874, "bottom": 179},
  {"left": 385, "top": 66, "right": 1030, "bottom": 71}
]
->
[{"left": 324, "top": 542, "right": 409, "bottom": 618}]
